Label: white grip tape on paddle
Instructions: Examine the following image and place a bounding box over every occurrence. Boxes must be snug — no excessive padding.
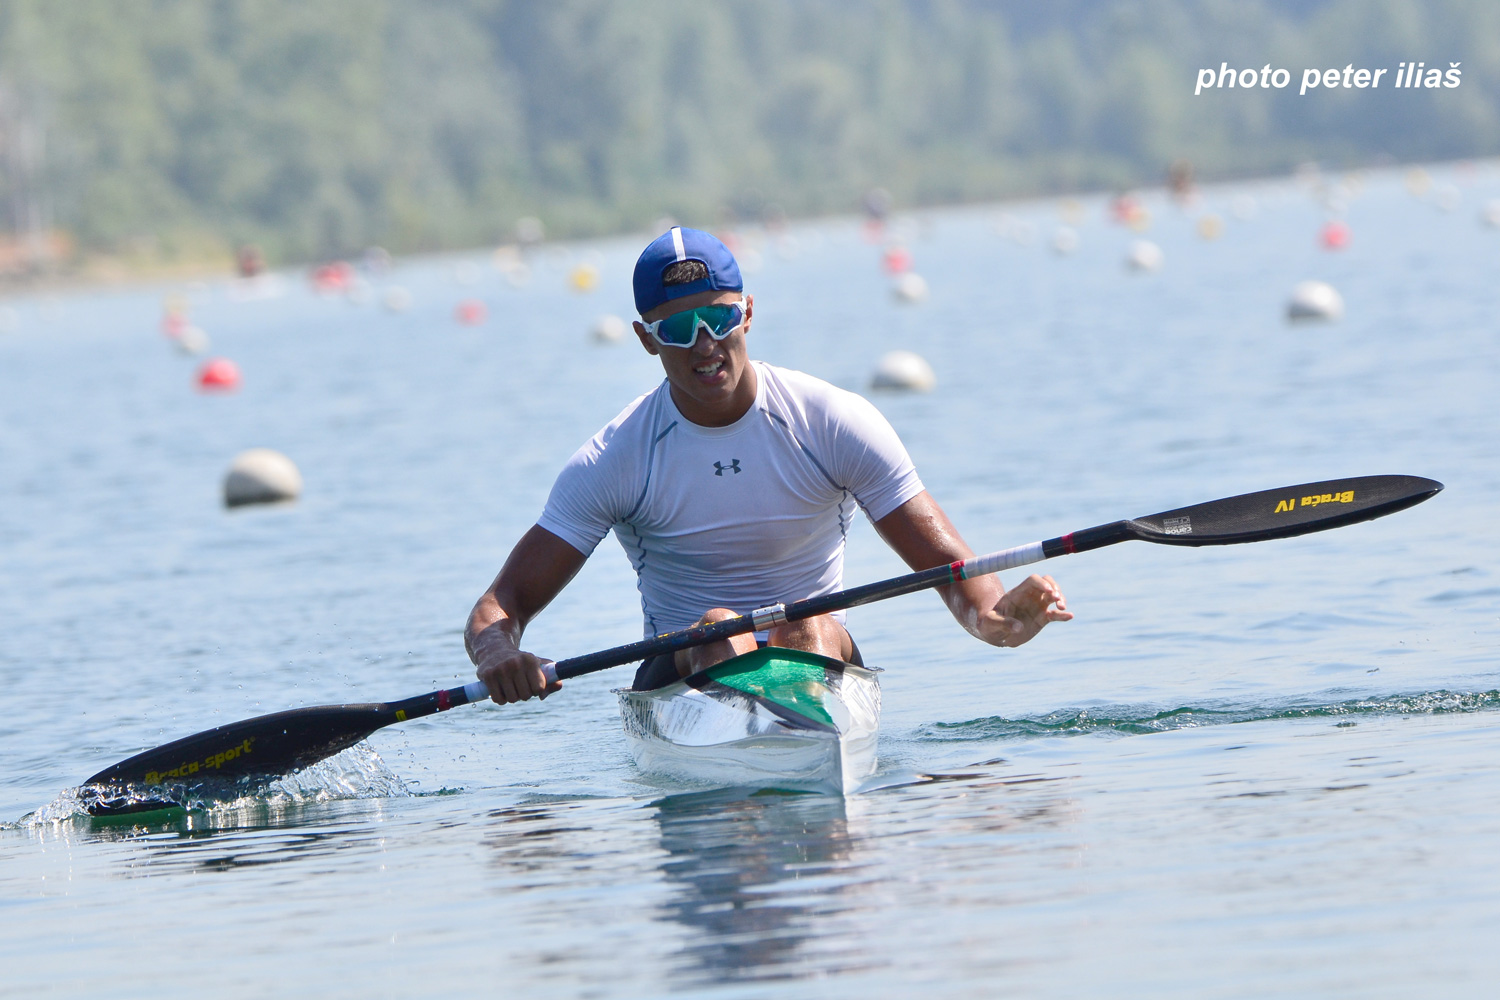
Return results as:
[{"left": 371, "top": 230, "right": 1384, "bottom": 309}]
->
[
  {"left": 463, "top": 662, "right": 557, "bottom": 703},
  {"left": 961, "top": 541, "right": 1046, "bottom": 579}
]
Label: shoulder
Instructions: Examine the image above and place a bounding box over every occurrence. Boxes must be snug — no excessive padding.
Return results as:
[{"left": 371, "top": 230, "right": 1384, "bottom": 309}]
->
[
  {"left": 569, "top": 381, "right": 671, "bottom": 468},
  {"left": 756, "top": 362, "right": 873, "bottom": 423},
  {"left": 546, "top": 381, "right": 668, "bottom": 524},
  {"left": 756, "top": 362, "right": 893, "bottom": 434}
]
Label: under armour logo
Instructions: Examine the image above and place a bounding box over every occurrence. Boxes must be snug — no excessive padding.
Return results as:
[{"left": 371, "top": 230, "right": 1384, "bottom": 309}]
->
[{"left": 713, "top": 459, "right": 742, "bottom": 476}]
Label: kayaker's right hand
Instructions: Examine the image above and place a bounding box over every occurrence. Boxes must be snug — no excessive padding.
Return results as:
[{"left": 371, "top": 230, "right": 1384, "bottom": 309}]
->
[{"left": 476, "top": 648, "right": 561, "bottom": 705}]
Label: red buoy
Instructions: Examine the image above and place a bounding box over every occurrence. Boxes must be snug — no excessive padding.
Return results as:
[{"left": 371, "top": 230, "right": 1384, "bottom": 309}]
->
[
  {"left": 882, "top": 245, "right": 912, "bottom": 274},
  {"left": 1110, "top": 194, "right": 1142, "bottom": 224},
  {"left": 455, "top": 299, "right": 488, "bottom": 325},
  {"left": 311, "top": 261, "right": 355, "bottom": 295},
  {"left": 1320, "top": 220, "right": 1351, "bottom": 250},
  {"left": 197, "top": 358, "right": 241, "bottom": 392},
  {"left": 161, "top": 311, "right": 189, "bottom": 338}
]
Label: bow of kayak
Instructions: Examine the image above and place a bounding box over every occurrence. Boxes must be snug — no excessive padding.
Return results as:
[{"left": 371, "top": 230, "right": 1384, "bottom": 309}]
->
[{"left": 616, "top": 646, "right": 881, "bottom": 794}]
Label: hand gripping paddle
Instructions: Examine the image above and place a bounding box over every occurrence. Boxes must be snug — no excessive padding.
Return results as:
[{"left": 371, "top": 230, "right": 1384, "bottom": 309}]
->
[{"left": 79, "top": 474, "right": 1441, "bottom": 815}]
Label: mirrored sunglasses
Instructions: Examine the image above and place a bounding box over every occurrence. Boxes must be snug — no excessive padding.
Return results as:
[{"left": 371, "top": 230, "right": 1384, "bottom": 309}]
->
[{"left": 642, "top": 299, "right": 747, "bottom": 347}]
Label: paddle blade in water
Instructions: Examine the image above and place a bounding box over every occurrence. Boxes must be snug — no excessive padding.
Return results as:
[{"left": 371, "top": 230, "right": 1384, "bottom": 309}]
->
[
  {"left": 77, "top": 682, "right": 487, "bottom": 816},
  {"left": 1127, "top": 475, "right": 1443, "bottom": 546},
  {"left": 82, "top": 705, "right": 392, "bottom": 799}
]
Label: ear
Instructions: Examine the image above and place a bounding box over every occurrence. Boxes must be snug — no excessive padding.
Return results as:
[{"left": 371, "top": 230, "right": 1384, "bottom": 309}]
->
[
  {"left": 741, "top": 294, "right": 753, "bottom": 337},
  {"left": 633, "top": 321, "right": 660, "bottom": 356}
]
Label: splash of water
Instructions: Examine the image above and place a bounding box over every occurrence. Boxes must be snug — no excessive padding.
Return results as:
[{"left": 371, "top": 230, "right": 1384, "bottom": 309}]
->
[{"left": 14, "top": 742, "right": 408, "bottom": 830}]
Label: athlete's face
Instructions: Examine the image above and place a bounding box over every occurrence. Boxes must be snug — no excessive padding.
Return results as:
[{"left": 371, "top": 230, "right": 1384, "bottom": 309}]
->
[{"left": 635, "top": 290, "right": 757, "bottom": 427}]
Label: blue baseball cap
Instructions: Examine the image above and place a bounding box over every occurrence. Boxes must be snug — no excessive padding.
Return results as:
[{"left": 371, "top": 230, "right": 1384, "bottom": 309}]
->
[{"left": 632, "top": 226, "right": 743, "bottom": 316}]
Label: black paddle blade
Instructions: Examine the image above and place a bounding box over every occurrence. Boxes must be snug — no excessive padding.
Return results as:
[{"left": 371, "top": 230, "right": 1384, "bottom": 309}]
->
[
  {"left": 81, "top": 704, "right": 396, "bottom": 815},
  {"left": 1128, "top": 475, "right": 1443, "bottom": 546}
]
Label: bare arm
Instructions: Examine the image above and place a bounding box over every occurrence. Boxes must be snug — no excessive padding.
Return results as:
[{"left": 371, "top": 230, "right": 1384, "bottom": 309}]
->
[
  {"left": 872, "top": 491, "right": 1071, "bottom": 647},
  {"left": 466, "top": 525, "right": 589, "bottom": 704}
]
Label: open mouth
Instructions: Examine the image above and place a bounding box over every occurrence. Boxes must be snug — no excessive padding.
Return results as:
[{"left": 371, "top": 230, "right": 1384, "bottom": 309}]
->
[{"left": 694, "top": 359, "right": 725, "bottom": 379}]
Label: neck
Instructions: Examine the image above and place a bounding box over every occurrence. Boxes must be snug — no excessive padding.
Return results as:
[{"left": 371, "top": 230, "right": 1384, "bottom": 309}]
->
[{"left": 670, "top": 362, "right": 759, "bottom": 427}]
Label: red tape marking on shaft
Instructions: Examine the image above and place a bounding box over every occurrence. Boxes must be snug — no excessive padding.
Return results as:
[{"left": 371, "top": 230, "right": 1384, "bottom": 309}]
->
[
  {"left": 437, "top": 689, "right": 451, "bottom": 711},
  {"left": 949, "top": 560, "right": 967, "bottom": 582},
  {"left": 1061, "top": 533, "right": 1076, "bottom": 555}
]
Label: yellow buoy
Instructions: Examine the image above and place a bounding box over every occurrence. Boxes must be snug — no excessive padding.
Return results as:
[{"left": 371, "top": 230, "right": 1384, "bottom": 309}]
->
[{"left": 569, "top": 262, "right": 600, "bottom": 293}]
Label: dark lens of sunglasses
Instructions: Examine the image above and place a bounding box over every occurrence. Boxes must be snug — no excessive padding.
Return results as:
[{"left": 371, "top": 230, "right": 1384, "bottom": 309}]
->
[{"left": 656, "top": 303, "right": 743, "bottom": 346}]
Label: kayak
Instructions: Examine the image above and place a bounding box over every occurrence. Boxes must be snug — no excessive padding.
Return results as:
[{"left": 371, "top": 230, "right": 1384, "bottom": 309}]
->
[{"left": 615, "top": 646, "right": 881, "bottom": 794}]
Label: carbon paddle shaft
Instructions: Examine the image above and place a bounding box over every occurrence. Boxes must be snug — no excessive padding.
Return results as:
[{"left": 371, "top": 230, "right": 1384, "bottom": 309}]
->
[{"left": 553, "top": 475, "right": 1443, "bottom": 680}]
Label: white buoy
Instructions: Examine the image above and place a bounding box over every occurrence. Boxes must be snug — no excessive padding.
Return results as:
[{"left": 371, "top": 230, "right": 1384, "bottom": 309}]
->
[
  {"left": 515, "top": 216, "right": 545, "bottom": 245},
  {"left": 224, "top": 449, "right": 303, "bottom": 508},
  {"left": 503, "top": 262, "right": 532, "bottom": 288},
  {"left": 1480, "top": 199, "right": 1500, "bottom": 228},
  {"left": 173, "top": 325, "right": 210, "bottom": 355},
  {"left": 871, "top": 350, "right": 936, "bottom": 392},
  {"left": 592, "top": 314, "right": 626, "bottom": 343},
  {"left": 382, "top": 286, "right": 412, "bottom": 312},
  {"left": 1286, "top": 280, "right": 1344, "bottom": 322},
  {"left": 1125, "top": 240, "right": 1163, "bottom": 271},
  {"left": 891, "top": 272, "right": 929, "bottom": 303},
  {"left": 1051, "top": 226, "right": 1079, "bottom": 255},
  {"left": 344, "top": 277, "right": 371, "bottom": 305}
]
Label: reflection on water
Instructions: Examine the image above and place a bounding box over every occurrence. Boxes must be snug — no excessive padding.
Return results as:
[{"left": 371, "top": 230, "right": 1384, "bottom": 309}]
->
[
  {"left": 650, "top": 789, "right": 873, "bottom": 985},
  {"left": 120, "top": 819, "right": 390, "bottom": 877},
  {"left": 637, "top": 771, "right": 1080, "bottom": 988},
  {"left": 27, "top": 796, "right": 399, "bottom": 877}
]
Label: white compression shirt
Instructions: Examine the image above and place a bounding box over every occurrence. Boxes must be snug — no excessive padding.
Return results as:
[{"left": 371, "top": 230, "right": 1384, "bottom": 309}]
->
[{"left": 538, "top": 361, "right": 925, "bottom": 637}]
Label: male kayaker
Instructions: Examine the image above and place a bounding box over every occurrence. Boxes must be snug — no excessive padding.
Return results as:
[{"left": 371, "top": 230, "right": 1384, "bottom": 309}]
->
[{"left": 468, "top": 227, "right": 1070, "bottom": 704}]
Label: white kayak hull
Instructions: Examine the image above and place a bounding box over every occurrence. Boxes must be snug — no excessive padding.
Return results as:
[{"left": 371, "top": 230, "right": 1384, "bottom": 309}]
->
[{"left": 616, "top": 647, "right": 881, "bottom": 794}]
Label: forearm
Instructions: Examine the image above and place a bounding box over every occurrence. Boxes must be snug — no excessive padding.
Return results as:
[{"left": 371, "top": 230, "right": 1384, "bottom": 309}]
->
[
  {"left": 464, "top": 524, "right": 589, "bottom": 667},
  {"left": 873, "top": 491, "right": 1007, "bottom": 631},
  {"left": 464, "top": 590, "right": 526, "bottom": 665},
  {"left": 938, "top": 575, "right": 1006, "bottom": 638}
]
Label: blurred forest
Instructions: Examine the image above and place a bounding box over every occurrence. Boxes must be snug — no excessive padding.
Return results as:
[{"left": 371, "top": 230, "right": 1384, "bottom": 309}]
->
[{"left": 0, "top": 0, "right": 1496, "bottom": 270}]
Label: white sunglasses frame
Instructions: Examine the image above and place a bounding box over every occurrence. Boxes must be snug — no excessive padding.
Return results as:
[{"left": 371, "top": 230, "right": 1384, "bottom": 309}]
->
[{"left": 641, "top": 297, "right": 749, "bottom": 348}]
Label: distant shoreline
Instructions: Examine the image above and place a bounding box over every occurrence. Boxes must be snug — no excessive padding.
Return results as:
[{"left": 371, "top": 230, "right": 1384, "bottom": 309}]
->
[{"left": 3, "top": 155, "right": 1491, "bottom": 304}]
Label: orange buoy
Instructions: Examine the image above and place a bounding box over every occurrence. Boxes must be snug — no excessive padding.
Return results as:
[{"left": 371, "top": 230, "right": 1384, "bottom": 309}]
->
[
  {"left": 1320, "top": 220, "right": 1350, "bottom": 250},
  {"left": 455, "top": 299, "right": 488, "bottom": 325},
  {"left": 197, "top": 358, "right": 241, "bottom": 392}
]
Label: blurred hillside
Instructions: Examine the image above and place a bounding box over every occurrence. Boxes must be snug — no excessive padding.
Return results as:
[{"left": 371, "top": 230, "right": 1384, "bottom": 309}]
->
[{"left": 0, "top": 0, "right": 1495, "bottom": 271}]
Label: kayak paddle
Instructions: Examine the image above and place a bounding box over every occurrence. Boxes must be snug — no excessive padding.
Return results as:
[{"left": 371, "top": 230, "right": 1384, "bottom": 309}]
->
[{"left": 79, "top": 474, "right": 1440, "bottom": 815}]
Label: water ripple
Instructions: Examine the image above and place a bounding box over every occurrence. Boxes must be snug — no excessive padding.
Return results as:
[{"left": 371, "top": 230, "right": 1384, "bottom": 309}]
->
[{"left": 915, "top": 689, "right": 1500, "bottom": 742}]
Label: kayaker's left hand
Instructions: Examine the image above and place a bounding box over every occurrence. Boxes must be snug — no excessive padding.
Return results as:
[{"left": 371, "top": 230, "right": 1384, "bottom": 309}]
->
[{"left": 978, "top": 573, "right": 1072, "bottom": 647}]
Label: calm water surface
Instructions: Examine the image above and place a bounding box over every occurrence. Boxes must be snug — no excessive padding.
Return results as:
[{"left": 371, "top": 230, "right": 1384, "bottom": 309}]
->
[{"left": 3, "top": 165, "right": 1499, "bottom": 997}]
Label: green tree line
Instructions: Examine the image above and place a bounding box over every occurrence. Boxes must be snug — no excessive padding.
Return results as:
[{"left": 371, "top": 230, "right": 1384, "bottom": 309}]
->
[{"left": 0, "top": 0, "right": 1495, "bottom": 266}]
